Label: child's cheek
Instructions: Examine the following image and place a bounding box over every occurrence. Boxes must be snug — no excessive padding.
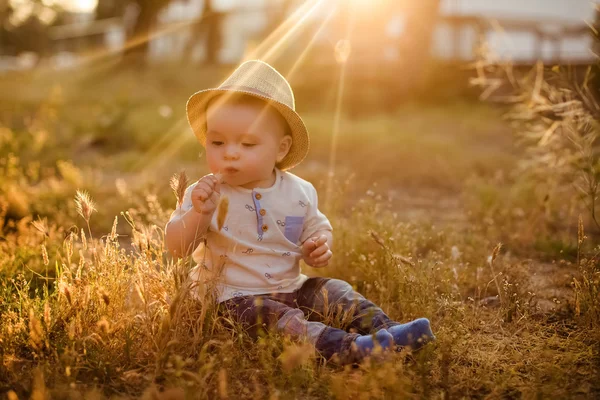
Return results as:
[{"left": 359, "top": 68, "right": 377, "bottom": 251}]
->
[{"left": 206, "top": 151, "right": 220, "bottom": 172}]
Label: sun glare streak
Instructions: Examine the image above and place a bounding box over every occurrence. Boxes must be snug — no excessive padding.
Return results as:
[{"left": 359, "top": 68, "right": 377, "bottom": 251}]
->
[
  {"left": 324, "top": 2, "right": 357, "bottom": 212},
  {"left": 145, "top": 1, "right": 333, "bottom": 186},
  {"left": 69, "top": 0, "right": 329, "bottom": 176},
  {"left": 258, "top": 0, "right": 325, "bottom": 63},
  {"left": 36, "top": 0, "right": 324, "bottom": 82},
  {"left": 245, "top": 0, "right": 324, "bottom": 62},
  {"left": 130, "top": 118, "right": 191, "bottom": 172},
  {"left": 324, "top": 63, "right": 347, "bottom": 212},
  {"left": 282, "top": 6, "right": 337, "bottom": 81},
  {"left": 31, "top": 17, "right": 201, "bottom": 80},
  {"left": 200, "top": 1, "right": 327, "bottom": 140},
  {"left": 183, "top": 0, "right": 328, "bottom": 166}
]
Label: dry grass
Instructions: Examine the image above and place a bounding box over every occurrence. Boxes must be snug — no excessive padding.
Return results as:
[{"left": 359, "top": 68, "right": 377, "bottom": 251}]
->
[
  {"left": 0, "top": 184, "right": 597, "bottom": 399},
  {"left": 0, "top": 65, "right": 598, "bottom": 398}
]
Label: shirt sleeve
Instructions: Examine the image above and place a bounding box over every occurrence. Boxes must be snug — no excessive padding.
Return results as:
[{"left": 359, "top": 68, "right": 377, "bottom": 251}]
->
[
  {"left": 299, "top": 183, "right": 333, "bottom": 244},
  {"left": 168, "top": 182, "right": 197, "bottom": 223}
]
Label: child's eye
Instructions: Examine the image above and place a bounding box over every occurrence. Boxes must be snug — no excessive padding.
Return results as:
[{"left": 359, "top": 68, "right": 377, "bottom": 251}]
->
[
  {"left": 211, "top": 141, "right": 224, "bottom": 146},
  {"left": 242, "top": 143, "right": 256, "bottom": 147}
]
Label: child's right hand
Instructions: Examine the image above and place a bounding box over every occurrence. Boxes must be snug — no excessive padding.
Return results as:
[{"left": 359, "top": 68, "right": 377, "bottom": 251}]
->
[{"left": 191, "top": 174, "right": 221, "bottom": 215}]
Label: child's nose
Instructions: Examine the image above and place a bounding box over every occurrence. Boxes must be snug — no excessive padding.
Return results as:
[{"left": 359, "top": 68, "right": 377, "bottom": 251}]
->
[{"left": 224, "top": 145, "right": 240, "bottom": 160}]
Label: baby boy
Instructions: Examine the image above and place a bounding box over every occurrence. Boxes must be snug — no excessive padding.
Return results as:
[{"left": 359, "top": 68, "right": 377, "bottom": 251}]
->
[{"left": 165, "top": 60, "right": 435, "bottom": 364}]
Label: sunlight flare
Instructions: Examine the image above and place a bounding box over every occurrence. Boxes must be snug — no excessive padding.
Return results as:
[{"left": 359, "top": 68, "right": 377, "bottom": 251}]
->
[
  {"left": 324, "top": 5, "right": 357, "bottom": 212},
  {"left": 283, "top": 6, "right": 337, "bottom": 81}
]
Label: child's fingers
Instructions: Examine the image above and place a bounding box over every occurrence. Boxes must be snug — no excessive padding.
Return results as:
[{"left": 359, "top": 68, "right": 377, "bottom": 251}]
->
[
  {"left": 195, "top": 181, "right": 214, "bottom": 195},
  {"left": 198, "top": 175, "right": 217, "bottom": 189},
  {"left": 194, "top": 187, "right": 211, "bottom": 202},
  {"left": 303, "top": 238, "right": 317, "bottom": 251},
  {"left": 310, "top": 244, "right": 329, "bottom": 258},
  {"left": 314, "top": 235, "right": 328, "bottom": 246},
  {"left": 311, "top": 250, "right": 332, "bottom": 265}
]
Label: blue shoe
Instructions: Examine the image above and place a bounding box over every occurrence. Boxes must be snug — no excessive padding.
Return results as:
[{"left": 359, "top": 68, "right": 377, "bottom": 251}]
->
[
  {"left": 387, "top": 318, "right": 435, "bottom": 350},
  {"left": 353, "top": 328, "right": 394, "bottom": 356}
]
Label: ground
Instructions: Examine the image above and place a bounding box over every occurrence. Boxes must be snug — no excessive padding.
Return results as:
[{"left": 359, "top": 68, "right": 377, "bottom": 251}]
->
[{"left": 0, "top": 64, "right": 598, "bottom": 399}]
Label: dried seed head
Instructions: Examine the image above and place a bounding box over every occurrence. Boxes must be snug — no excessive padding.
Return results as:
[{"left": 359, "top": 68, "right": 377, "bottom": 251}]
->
[
  {"left": 491, "top": 243, "right": 502, "bottom": 264},
  {"left": 29, "top": 309, "right": 43, "bottom": 350},
  {"left": 43, "top": 302, "right": 51, "bottom": 328},
  {"left": 31, "top": 217, "right": 49, "bottom": 237},
  {"left": 578, "top": 214, "right": 585, "bottom": 245},
  {"left": 78, "top": 250, "right": 85, "bottom": 272},
  {"left": 369, "top": 230, "right": 386, "bottom": 248},
  {"left": 65, "top": 233, "right": 74, "bottom": 259},
  {"left": 217, "top": 196, "right": 229, "bottom": 231},
  {"left": 170, "top": 170, "right": 189, "bottom": 207},
  {"left": 61, "top": 284, "right": 72, "bottom": 305},
  {"left": 110, "top": 216, "right": 118, "bottom": 241},
  {"left": 169, "top": 292, "right": 181, "bottom": 319},
  {"left": 74, "top": 190, "right": 96, "bottom": 222},
  {"left": 68, "top": 321, "right": 75, "bottom": 340},
  {"left": 393, "top": 253, "right": 415, "bottom": 267},
  {"left": 41, "top": 244, "right": 49, "bottom": 266}
]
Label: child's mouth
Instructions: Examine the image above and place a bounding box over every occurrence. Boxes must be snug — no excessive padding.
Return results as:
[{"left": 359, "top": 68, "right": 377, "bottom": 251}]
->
[{"left": 224, "top": 167, "right": 238, "bottom": 174}]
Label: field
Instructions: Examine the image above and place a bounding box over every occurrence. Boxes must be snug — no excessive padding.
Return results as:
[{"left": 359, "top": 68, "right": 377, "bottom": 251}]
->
[{"left": 0, "top": 62, "right": 598, "bottom": 399}]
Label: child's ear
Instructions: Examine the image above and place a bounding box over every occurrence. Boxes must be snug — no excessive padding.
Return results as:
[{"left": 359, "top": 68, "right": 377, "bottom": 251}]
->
[{"left": 277, "top": 135, "right": 292, "bottom": 163}]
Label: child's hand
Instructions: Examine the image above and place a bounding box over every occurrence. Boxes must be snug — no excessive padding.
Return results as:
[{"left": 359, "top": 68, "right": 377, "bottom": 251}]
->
[
  {"left": 191, "top": 174, "right": 221, "bottom": 216},
  {"left": 302, "top": 234, "right": 332, "bottom": 268}
]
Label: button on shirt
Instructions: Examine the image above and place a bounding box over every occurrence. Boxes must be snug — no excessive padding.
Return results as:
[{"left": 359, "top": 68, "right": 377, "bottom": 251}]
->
[{"left": 167, "top": 168, "right": 333, "bottom": 303}]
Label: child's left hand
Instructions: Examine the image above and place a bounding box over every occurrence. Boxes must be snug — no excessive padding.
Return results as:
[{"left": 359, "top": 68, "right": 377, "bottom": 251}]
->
[{"left": 302, "top": 234, "right": 332, "bottom": 268}]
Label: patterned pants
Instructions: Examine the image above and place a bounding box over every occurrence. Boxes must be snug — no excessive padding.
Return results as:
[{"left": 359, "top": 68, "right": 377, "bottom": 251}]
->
[{"left": 219, "top": 277, "right": 400, "bottom": 361}]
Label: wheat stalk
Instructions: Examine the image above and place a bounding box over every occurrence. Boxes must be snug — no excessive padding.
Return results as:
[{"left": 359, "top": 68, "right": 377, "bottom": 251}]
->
[
  {"left": 74, "top": 190, "right": 96, "bottom": 222},
  {"left": 170, "top": 170, "right": 189, "bottom": 208},
  {"left": 74, "top": 190, "right": 96, "bottom": 240},
  {"left": 31, "top": 217, "right": 49, "bottom": 237}
]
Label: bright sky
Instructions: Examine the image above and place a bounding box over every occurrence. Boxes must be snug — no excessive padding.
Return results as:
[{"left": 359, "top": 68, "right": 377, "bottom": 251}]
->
[{"left": 39, "top": 0, "right": 98, "bottom": 13}]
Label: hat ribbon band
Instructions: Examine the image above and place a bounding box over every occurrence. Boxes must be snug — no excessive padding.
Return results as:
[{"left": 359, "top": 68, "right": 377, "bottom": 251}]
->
[{"left": 218, "top": 85, "right": 271, "bottom": 99}]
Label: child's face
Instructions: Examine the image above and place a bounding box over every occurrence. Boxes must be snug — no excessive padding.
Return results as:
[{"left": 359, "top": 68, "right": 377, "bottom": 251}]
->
[{"left": 205, "top": 98, "right": 291, "bottom": 189}]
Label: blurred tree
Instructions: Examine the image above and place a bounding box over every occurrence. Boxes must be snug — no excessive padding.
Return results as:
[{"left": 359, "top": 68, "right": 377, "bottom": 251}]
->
[
  {"left": 95, "top": 0, "right": 127, "bottom": 20},
  {"left": 395, "top": 0, "right": 440, "bottom": 94},
  {"left": 591, "top": 5, "right": 600, "bottom": 93},
  {"left": 91, "top": 0, "right": 127, "bottom": 48},
  {"left": 0, "top": 0, "right": 11, "bottom": 52},
  {"left": 0, "top": 0, "right": 60, "bottom": 56},
  {"left": 593, "top": 5, "right": 600, "bottom": 57},
  {"left": 122, "top": 0, "right": 174, "bottom": 64},
  {"left": 182, "top": 0, "right": 223, "bottom": 65}
]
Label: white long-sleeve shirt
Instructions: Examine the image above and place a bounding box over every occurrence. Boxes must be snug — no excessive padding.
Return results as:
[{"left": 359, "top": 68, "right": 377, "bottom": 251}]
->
[{"left": 168, "top": 168, "right": 333, "bottom": 303}]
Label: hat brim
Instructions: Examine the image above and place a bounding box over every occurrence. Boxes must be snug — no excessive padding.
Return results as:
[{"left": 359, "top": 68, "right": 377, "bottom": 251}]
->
[{"left": 186, "top": 88, "right": 309, "bottom": 171}]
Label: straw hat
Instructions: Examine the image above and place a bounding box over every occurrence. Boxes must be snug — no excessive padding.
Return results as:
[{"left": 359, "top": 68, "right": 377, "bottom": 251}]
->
[{"left": 186, "top": 60, "right": 309, "bottom": 171}]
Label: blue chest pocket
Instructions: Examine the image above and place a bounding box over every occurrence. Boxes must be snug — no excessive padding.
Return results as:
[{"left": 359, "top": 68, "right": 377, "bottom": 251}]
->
[{"left": 284, "top": 216, "right": 304, "bottom": 245}]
